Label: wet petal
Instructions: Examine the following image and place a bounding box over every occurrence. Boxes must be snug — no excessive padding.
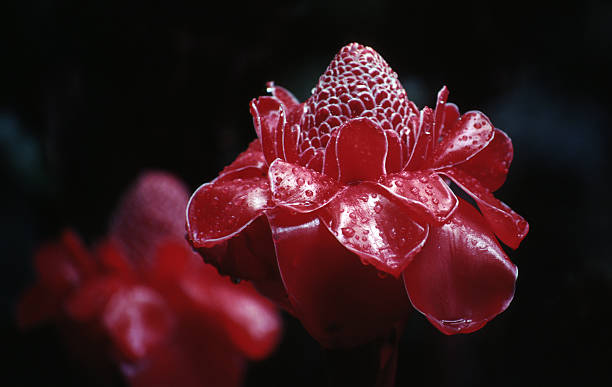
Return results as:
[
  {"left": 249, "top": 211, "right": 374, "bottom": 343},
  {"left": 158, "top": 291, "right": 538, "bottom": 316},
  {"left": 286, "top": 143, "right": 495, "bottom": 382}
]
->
[
  {"left": 250, "top": 96, "right": 285, "bottom": 165},
  {"left": 403, "top": 199, "right": 518, "bottom": 335},
  {"left": 282, "top": 124, "right": 300, "bottom": 164},
  {"left": 219, "top": 139, "right": 267, "bottom": 176},
  {"left": 432, "top": 86, "right": 449, "bottom": 147},
  {"left": 268, "top": 159, "right": 343, "bottom": 213},
  {"left": 305, "top": 149, "right": 324, "bottom": 172},
  {"left": 336, "top": 118, "right": 388, "bottom": 184},
  {"left": 103, "top": 285, "right": 174, "bottom": 360},
  {"left": 266, "top": 81, "right": 300, "bottom": 110},
  {"left": 318, "top": 183, "right": 428, "bottom": 277},
  {"left": 456, "top": 128, "right": 513, "bottom": 192},
  {"left": 268, "top": 209, "right": 411, "bottom": 347},
  {"left": 406, "top": 107, "right": 434, "bottom": 171},
  {"left": 186, "top": 176, "right": 273, "bottom": 247},
  {"left": 384, "top": 129, "right": 403, "bottom": 173},
  {"left": 322, "top": 129, "right": 340, "bottom": 180},
  {"left": 378, "top": 170, "right": 458, "bottom": 223},
  {"left": 442, "top": 102, "right": 460, "bottom": 138},
  {"left": 441, "top": 168, "right": 529, "bottom": 249},
  {"left": 432, "top": 111, "right": 494, "bottom": 169}
]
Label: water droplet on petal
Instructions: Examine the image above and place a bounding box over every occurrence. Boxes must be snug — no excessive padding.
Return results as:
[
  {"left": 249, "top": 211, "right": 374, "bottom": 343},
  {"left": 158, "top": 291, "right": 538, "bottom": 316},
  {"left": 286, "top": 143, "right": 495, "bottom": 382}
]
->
[
  {"left": 374, "top": 203, "right": 383, "bottom": 213},
  {"left": 305, "top": 190, "right": 314, "bottom": 197},
  {"left": 341, "top": 227, "right": 355, "bottom": 238}
]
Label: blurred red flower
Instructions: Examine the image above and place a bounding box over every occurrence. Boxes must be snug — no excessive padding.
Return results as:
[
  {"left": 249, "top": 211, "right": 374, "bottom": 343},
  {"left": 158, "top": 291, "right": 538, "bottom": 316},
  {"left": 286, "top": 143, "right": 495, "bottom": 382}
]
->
[
  {"left": 186, "top": 43, "right": 528, "bottom": 347},
  {"left": 18, "top": 172, "right": 282, "bottom": 387}
]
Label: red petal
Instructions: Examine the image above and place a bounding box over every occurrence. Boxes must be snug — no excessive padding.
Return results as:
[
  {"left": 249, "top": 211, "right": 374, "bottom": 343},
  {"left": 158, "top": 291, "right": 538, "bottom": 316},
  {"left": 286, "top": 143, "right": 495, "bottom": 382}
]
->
[
  {"left": 318, "top": 183, "right": 429, "bottom": 277},
  {"left": 432, "top": 111, "right": 494, "bottom": 169},
  {"left": 406, "top": 107, "right": 434, "bottom": 171},
  {"left": 109, "top": 172, "right": 189, "bottom": 264},
  {"left": 305, "top": 149, "right": 324, "bottom": 172},
  {"left": 103, "top": 285, "right": 174, "bottom": 360},
  {"left": 378, "top": 170, "right": 458, "bottom": 223},
  {"left": 403, "top": 199, "right": 518, "bottom": 335},
  {"left": 432, "top": 86, "right": 449, "bottom": 147},
  {"left": 266, "top": 81, "right": 300, "bottom": 110},
  {"left": 442, "top": 102, "right": 460, "bottom": 138},
  {"left": 268, "top": 209, "right": 411, "bottom": 347},
  {"left": 441, "top": 168, "right": 529, "bottom": 248},
  {"left": 384, "top": 130, "right": 403, "bottom": 173},
  {"left": 282, "top": 124, "right": 300, "bottom": 164},
  {"left": 268, "top": 159, "right": 343, "bottom": 213},
  {"left": 186, "top": 176, "right": 273, "bottom": 247},
  {"left": 322, "top": 129, "right": 340, "bottom": 180},
  {"left": 65, "top": 275, "right": 126, "bottom": 322},
  {"left": 456, "top": 128, "right": 513, "bottom": 192},
  {"left": 336, "top": 118, "right": 388, "bottom": 184},
  {"left": 219, "top": 139, "right": 267, "bottom": 176},
  {"left": 250, "top": 96, "right": 285, "bottom": 165}
]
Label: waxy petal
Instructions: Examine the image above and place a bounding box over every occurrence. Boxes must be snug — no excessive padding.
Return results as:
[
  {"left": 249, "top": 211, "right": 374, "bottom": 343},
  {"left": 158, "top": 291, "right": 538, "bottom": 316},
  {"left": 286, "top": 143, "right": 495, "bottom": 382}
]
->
[
  {"left": 456, "top": 128, "right": 513, "bottom": 192},
  {"left": 406, "top": 107, "right": 434, "bottom": 171},
  {"left": 220, "top": 139, "right": 267, "bottom": 176},
  {"left": 319, "top": 183, "right": 428, "bottom": 277},
  {"left": 268, "top": 209, "right": 411, "bottom": 347},
  {"left": 432, "top": 86, "right": 449, "bottom": 147},
  {"left": 378, "top": 170, "right": 458, "bottom": 224},
  {"left": 266, "top": 81, "right": 300, "bottom": 110},
  {"left": 442, "top": 103, "right": 460, "bottom": 137},
  {"left": 268, "top": 159, "right": 343, "bottom": 213},
  {"left": 384, "top": 129, "right": 403, "bottom": 174},
  {"left": 186, "top": 176, "right": 273, "bottom": 247},
  {"left": 403, "top": 199, "right": 518, "bottom": 335},
  {"left": 282, "top": 124, "right": 300, "bottom": 164},
  {"left": 442, "top": 168, "right": 529, "bottom": 249},
  {"left": 305, "top": 149, "right": 324, "bottom": 172},
  {"left": 336, "top": 118, "right": 388, "bottom": 184},
  {"left": 250, "top": 96, "right": 285, "bottom": 165},
  {"left": 432, "top": 111, "right": 494, "bottom": 169},
  {"left": 322, "top": 129, "right": 340, "bottom": 180}
]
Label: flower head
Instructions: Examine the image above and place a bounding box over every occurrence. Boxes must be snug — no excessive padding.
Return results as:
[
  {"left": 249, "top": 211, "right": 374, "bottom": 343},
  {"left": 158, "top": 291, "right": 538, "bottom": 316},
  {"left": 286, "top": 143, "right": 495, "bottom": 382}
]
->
[
  {"left": 187, "top": 43, "right": 528, "bottom": 346},
  {"left": 19, "top": 172, "right": 282, "bottom": 386}
]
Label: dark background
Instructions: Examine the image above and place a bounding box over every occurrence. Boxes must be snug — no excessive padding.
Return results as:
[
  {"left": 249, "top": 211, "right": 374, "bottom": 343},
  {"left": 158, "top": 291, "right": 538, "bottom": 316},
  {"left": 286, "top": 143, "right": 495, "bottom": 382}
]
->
[{"left": 2, "top": 0, "right": 611, "bottom": 386}]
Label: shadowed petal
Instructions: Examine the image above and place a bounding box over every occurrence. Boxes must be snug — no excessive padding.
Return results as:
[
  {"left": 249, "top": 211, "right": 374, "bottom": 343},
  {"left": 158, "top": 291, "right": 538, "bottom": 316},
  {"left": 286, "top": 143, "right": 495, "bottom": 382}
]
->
[
  {"left": 322, "top": 129, "right": 340, "bottom": 180},
  {"left": 266, "top": 81, "right": 300, "bottom": 110},
  {"left": 250, "top": 96, "right": 285, "bottom": 165},
  {"left": 282, "top": 124, "right": 301, "bottom": 164},
  {"left": 268, "top": 209, "right": 411, "bottom": 348},
  {"left": 441, "top": 102, "right": 460, "bottom": 138},
  {"left": 456, "top": 128, "right": 513, "bottom": 192},
  {"left": 318, "top": 183, "right": 428, "bottom": 277},
  {"left": 378, "top": 170, "right": 458, "bottom": 223},
  {"left": 432, "top": 111, "right": 494, "bottom": 169},
  {"left": 403, "top": 199, "right": 517, "bottom": 335},
  {"left": 384, "top": 130, "right": 403, "bottom": 173},
  {"left": 186, "top": 176, "right": 273, "bottom": 247},
  {"left": 406, "top": 107, "right": 434, "bottom": 171},
  {"left": 336, "top": 118, "right": 388, "bottom": 184},
  {"left": 268, "top": 159, "right": 343, "bottom": 213},
  {"left": 441, "top": 168, "right": 529, "bottom": 249}
]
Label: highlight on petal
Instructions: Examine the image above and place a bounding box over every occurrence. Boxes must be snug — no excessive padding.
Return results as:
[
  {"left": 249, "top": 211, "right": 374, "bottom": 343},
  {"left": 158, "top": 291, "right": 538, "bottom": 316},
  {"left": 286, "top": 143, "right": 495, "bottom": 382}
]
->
[
  {"left": 268, "top": 159, "right": 343, "bottom": 213},
  {"left": 266, "top": 81, "right": 300, "bottom": 110},
  {"left": 406, "top": 107, "right": 434, "bottom": 171},
  {"left": 432, "top": 86, "right": 449, "bottom": 146},
  {"left": 456, "top": 128, "right": 514, "bottom": 192},
  {"left": 378, "top": 170, "right": 458, "bottom": 224},
  {"left": 318, "top": 183, "right": 428, "bottom": 277},
  {"left": 403, "top": 199, "right": 518, "bottom": 335},
  {"left": 186, "top": 176, "right": 273, "bottom": 247},
  {"left": 250, "top": 96, "right": 285, "bottom": 165},
  {"left": 322, "top": 129, "right": 340, "bottom": 180},
  {"left": 384, "top": 129, "right": 403, "bottom": 173},
  {"left": 336, "top": 117, "right": 388, "bottom": 184},
  {"left": 220, "top": 139, "right": 267, "bottom": 176},
  {"left": 267, "top": 209, "right": 411, "bottom": 348},
  {"left": 442, "top": 103, "right": 460, "bottom": 137},
  {"left": 441, "top": 168, "right": 529, "bottom": 249},
  {"left": 432, "top": 111, "right": 494, "bottom": 169}
]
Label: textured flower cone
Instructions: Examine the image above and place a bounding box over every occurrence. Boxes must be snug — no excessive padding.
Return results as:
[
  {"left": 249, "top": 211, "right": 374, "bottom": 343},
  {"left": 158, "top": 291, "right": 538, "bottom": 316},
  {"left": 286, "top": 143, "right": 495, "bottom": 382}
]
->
[{"left": 187, "top": 43, "right": 529, "bottom": 347}]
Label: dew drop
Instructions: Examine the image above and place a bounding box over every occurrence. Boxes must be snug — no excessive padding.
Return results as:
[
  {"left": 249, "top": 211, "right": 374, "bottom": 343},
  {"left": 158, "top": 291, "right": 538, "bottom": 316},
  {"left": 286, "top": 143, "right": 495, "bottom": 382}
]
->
[
  {"left": 374, "top": 203, "right": 383, "bottom": 213},
  {"left": 305, "top": 190, "right": 314, "bottom": 197},
  {"left": 341, "top": 227, "right": 356, "bottom": 238},
  {"left": 275, "top": 177, "right": 283, "bottom": 184},
  {"left": 297, "top": 177, "right": 305, "bottom": 185},
  {"left": 432, "top": 198, "right": 440, "bottom": 205},
  {"left": 419, "top": 176, "right": 428, "bottom": 183}
]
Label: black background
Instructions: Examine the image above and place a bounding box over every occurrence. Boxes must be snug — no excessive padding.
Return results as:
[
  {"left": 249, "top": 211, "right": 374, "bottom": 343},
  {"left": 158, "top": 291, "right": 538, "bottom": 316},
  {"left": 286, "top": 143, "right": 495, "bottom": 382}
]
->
[{"left": 2, "top": 1, "right": 611, "bottom": 386}]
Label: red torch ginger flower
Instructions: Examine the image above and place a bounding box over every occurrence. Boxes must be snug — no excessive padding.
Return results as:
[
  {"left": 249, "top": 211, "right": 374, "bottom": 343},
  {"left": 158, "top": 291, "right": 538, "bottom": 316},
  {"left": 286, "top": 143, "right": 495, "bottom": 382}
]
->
[
  {"left": 18, "top": 172, "right": 282, "bottom": 387},
  {"left": 187, "top": 43, "right": 528, "bottom": 346}
]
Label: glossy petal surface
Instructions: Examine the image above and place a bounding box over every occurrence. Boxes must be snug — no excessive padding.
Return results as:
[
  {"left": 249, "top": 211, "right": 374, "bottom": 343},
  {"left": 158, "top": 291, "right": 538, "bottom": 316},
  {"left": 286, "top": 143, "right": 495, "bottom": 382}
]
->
[
  {"left": 378, "top": 170, "right": 458, "bottom": 223},
  {"left": 187, "top": 176, "right": 273, "bottom": 246},
  {"left": 442, "top": 168, "right": 529, "bottom": 248},
  {"left": 268, "top": 209, "right": 411, "bottom": 347},
  {"left": 406, "top": 107, "right": 434, "bottom": 171},
  {"left": 322, "top": 129, "right": 340, "bottom": 179},
  {"left": 403, "top": 199, "right": 518, "bottom": 335},
  {"left": 432, "top": 111, "right": 494, "bottom": 169},
  {"left": 266, "top": 81, "right": 300, "bottom": 110},
  {"left": 336, "top": 118, "right": 388, "bottom": 183},
  {"left": 219, "top": 139, "right": 267, "bottom": 176},
  {"left": 250, "top": 96, "right": 284, "bottom": 165},
  {"left": 319, "top": 183, "right": 428, "bottom": 277},
  {"left": 269, "top": 159, "right": 343, "bottom": 212},
  {"left": 384, "top": 130, "right": 403, "bottom": 173},
  {"left": 456, "top": 128, "right": 513, "bottom": 192}
]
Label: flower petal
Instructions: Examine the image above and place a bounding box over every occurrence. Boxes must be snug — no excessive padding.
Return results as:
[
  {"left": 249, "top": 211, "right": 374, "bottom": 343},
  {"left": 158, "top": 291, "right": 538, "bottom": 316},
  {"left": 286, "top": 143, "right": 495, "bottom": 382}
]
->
[
  {"left": 65, "top": 275, "right": 126, "bottom": 322},
  {"left": 336, "top": 118, "right": 388, "bottom": 184},
  {"left": 322, "top": 129, "right": 340, "bottom": 180},
  {"left": 432, "top": 86, "right": 449, "bottom": 147},
  {"left": 441, "top": 168, "right": 529, "bottom": 249},
  {"left": 378, "top": 170, "right": 458, "bottom": 223},
  {"left": 442, "top": 102, "right": 460, "bottom": 137},
  {"left": 432, "top": 111, "right": 494, "bottom": 169},
  {"left": 318, "top": 183, "right": 428, "bottom": 277},
  {"left": 403, "top": 199, "right": 518, "bottom": 335},
  {"left": 250, "top": 96, "right": 285, "bottom": 165},
  {"left": 186, "top": 176, "right": 273, "bottom": 247},
  {"left": 282, "top": 124, "right": 300, "bottom": 164},
  {"left": 406, "top": 107, "right": 434, "bottom": 171},
  {"left": 456, "top": 128, "right": 513, "bottom": 192},
  {"left": 219, "top": 139, "right": 267, "bottom": 176},
  {"left": 266, "top": 81, "right": 300, "bottom": 110},
  {"left": 268, "top": 159, "right": 343, "bottom": 213},
  {"left": 384, "top": 129, "right": 403, "bottom": 173},
  {"left": 267, "top": 209, "right": 411, "bottom": 347},
  {"left": 305, "top": 149, "right": 324, "bottom": 172}
]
